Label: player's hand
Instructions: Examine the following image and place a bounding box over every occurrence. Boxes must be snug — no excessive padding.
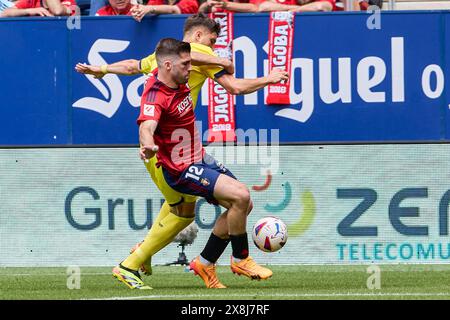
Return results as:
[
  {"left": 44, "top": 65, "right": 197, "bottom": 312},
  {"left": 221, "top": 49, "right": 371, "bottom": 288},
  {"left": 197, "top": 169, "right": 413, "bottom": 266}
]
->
[
  {"left": 75, "top": 63, "right": 105, "bottom": 79},
  {"left": 27, "top": 7, "right": 53, "bottom": 17},
  {"left": 267, "top": 68, "right": 289, "bottom": 84},
  {"left": 220, "top": 58, "right": 235, "bottom": 75},
  {"left": 140, "top": 145, "right": 159, "bottom": 162}
]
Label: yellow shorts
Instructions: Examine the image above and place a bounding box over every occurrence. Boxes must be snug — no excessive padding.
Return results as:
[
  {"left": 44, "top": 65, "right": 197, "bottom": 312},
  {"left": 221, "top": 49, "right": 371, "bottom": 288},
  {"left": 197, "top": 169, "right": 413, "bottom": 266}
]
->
[{"left": 144, "top": 156, "right": 197, "bottom": 206}]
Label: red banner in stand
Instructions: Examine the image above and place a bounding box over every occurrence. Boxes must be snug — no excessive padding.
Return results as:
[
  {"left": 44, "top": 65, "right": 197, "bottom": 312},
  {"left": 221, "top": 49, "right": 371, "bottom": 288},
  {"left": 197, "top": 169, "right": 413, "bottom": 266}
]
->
[
  {"left": 207, "top": 12, "right": 236, "bottom": 143},
  {"left": 266, "top": 11, "right": 295, "bottom": 105}
]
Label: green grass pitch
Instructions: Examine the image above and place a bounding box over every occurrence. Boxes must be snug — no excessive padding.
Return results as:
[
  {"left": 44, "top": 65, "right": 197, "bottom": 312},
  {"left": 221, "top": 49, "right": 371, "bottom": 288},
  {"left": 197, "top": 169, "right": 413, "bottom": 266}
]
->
[{"left": 1, "top": 265, "right": 450, "bottom": 300}]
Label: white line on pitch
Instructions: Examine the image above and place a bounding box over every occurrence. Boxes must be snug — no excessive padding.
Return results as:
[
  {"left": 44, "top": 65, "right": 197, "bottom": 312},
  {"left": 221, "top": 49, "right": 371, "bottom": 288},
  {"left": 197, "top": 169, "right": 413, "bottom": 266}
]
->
[
  {"left": 1, "top": 273, "right": 111, "bottom": 276},
  {"left": 88, "top": 292, "right": 450, "bottom": 300}
]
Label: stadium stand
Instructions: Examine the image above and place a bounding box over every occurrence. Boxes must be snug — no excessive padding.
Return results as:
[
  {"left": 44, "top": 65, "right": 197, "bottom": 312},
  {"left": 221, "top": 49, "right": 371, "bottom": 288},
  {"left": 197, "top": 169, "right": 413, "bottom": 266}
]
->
[
  {"left": 77, "top": 0, "right": 91, "bottom": 15},
  {"left": 383, "top": 0, "right": 450, "bottom": 10}
]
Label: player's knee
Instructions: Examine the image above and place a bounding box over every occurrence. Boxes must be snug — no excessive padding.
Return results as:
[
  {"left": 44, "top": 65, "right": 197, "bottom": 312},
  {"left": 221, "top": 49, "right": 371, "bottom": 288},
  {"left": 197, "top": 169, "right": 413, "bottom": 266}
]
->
[{"left": 234, "top": 185, "right": 251, "bottom": 209}]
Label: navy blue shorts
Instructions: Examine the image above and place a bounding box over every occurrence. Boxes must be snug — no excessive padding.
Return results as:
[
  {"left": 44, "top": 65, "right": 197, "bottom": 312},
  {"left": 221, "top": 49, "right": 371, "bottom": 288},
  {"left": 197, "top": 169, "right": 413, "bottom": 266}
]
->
[{"left": 162, "top": 153, "right": 237, "bottom": 205}]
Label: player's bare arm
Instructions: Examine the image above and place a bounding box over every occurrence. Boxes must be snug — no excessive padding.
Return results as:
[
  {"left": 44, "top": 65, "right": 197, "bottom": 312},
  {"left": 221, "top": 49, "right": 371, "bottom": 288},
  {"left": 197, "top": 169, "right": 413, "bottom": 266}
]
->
[
  {"left": 216, "top": 68, "right": 289, "bottom": 95},
  {"left": 75, "top": 53, "right": 233, "bottom": 78},
  {"left": 139, "top": 120, "right": 159, "bottom": 161},
  {"left": 75, "top": 59, "right": 141, "bottom": 79}
]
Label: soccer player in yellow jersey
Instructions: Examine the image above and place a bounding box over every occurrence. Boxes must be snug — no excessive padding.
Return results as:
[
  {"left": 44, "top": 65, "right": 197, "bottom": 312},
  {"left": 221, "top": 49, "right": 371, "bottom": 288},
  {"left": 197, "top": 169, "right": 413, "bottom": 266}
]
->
[{"left": 76, "top": 13, "right": 288, "bottom": 289}]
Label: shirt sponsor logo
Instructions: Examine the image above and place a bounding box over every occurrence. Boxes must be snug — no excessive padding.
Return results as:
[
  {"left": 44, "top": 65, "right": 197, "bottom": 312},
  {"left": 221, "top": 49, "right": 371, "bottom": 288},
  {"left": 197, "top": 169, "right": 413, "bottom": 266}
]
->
[{"left": 177, "top": 94, "right": 193, "bottom": 114}]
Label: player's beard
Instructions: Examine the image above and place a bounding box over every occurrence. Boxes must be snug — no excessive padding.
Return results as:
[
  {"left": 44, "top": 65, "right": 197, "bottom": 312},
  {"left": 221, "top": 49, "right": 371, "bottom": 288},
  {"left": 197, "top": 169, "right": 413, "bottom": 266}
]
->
[{"left": 175, "top": 71, "right": 190, "bottom": 85}]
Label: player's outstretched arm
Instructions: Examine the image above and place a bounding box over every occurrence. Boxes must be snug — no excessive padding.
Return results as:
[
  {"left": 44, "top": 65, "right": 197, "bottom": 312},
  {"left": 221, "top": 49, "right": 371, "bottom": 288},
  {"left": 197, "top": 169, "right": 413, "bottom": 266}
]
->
[
  {"left": 191, "top": 52, "right": 234, "bottom": 74},
  {"left": 139, "top": 120, "right": 159, "bottom": 162},
  {"left": 75, "top": 60, "right": 141, "bottom": 79},
  {"left": 215, "top": 68, "right": 289, "bottom": 95}
]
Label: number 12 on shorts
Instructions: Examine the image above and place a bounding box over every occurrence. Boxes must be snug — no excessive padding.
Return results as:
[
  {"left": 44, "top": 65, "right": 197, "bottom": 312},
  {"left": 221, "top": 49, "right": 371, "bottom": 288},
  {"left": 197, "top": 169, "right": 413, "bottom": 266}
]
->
[{"left": 185, "top": 166, "right": 204, "bottom": 181}]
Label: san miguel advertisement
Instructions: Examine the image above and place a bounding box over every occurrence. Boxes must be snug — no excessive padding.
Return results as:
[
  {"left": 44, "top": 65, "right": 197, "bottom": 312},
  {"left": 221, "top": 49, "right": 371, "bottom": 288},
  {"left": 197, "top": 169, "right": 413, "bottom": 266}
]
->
[{"left": 0, "top": 12, "right": 450, "bottom": 145}]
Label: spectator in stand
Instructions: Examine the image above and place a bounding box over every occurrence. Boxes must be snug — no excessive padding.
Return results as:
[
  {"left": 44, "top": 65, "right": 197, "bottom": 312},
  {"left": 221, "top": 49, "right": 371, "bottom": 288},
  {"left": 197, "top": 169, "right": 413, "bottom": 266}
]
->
[
  {"left": 89, "top": 0, "right": 107, "bottom": 15},
  {"left": 92, "top": 0, "right": 142, "bottom": 16},
  {"left": 288, "top": 0, "right": 337, "bottom": 11},
  {"left": 130, "top": 0, "right": 199, "bottom": 21},
  {"left": 358, "top": 0, "right": 383, "bottom": 10},
  {"left": 199, "top": 0, "right": 336, "bottom": 13},
  {"left": 0, "top": 0, "right": 15, "bottom": 16},
  {"left": 96, "top": 0, "right": 135, "bottom": 15},
  {"left": 94, "top": 0, "right": 197, "bottom": 18},
  {"left": 1, "top": 0, "right": 76, "bottom": 16},
  {"left": 326, "top": 0, "right": 382, "bottom": 11},
  {"left": 334, "top": 0, "right": 366, "bottom": 10}
]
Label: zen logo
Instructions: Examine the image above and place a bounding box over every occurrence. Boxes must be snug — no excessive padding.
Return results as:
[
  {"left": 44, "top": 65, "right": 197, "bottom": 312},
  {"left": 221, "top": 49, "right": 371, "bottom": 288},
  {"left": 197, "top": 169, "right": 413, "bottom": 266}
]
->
[{"left": 336, "top": 188, "right": 450, "bottom": 237}]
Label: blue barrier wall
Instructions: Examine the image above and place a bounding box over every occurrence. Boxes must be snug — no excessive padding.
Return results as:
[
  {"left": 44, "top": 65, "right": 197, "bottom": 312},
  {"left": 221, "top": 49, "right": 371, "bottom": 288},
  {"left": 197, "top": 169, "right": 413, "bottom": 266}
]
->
[{"left": 0, "top": 12, "right": 449, "bottom": 146}]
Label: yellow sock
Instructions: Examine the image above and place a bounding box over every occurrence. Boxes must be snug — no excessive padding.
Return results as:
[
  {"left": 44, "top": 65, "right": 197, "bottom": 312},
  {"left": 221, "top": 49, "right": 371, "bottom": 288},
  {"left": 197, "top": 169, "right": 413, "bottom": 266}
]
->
[{"left": 122, "top": 211, "right": 194, "bottom": 270}]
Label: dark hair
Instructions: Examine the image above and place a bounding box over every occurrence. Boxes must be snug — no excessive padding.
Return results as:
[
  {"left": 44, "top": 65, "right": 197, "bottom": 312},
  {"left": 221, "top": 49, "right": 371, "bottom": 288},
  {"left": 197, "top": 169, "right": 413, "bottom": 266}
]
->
[
  {"left": 155, "top": 38, "right": 191, "bottom": 67},
  {"left": 183, "top": 13, "right": 221, "bottom": 36}
]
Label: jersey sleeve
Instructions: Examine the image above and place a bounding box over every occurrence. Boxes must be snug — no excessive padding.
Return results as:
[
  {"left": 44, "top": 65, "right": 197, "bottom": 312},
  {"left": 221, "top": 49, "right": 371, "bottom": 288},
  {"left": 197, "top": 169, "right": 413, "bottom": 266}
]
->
[
  {"left": 201, "top": 64, "right": 225, "bottom": 80},
  {"left": 190, "top": 43, "right": 225, "bottom": 80},
  {"left": 137, "top": 95, "right": 164, "bottom": 125},
  {"left": 14, "top": 0, "right": 31, "bottom": 9},
  {"left": 137, "top": 80, "right": 165, "bottom": 125},
  {"left": 146, "top": 0, "right": 164, "bottom": 4},
  {"left": 137, "top": 101, "right": 163, "bottom": 125},
  {"left": 140, "top": 53, "right": 157, "bottom": 75},
  {"left": 176, "top": 0, "right": 199, "bottom": 14}
]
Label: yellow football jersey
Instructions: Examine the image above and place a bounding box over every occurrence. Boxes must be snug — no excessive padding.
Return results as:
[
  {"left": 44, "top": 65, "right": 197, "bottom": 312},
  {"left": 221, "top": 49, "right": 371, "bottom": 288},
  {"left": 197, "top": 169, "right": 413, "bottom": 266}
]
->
[{"left": 140, "top": 43, "right": 223, "bottom": 109}]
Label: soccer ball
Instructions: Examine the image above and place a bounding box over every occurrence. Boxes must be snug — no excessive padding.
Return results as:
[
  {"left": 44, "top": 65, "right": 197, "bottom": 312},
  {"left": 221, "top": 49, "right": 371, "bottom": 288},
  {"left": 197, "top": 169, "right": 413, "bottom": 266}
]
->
[{"left": 252, "top": 216, "right": 288, "bottom": 252}]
